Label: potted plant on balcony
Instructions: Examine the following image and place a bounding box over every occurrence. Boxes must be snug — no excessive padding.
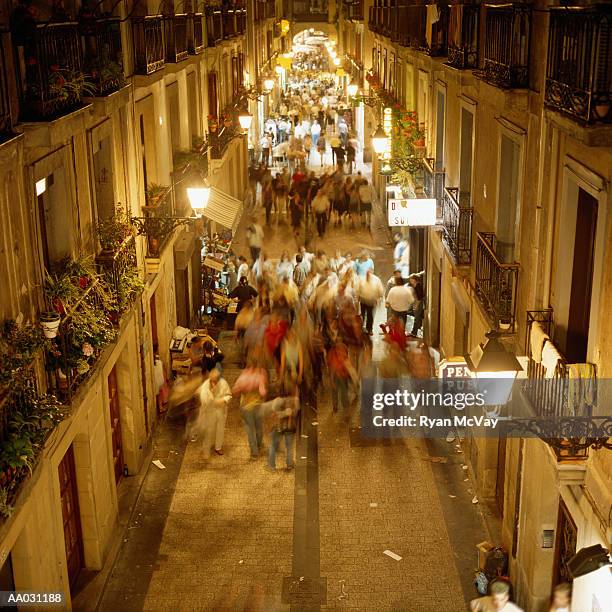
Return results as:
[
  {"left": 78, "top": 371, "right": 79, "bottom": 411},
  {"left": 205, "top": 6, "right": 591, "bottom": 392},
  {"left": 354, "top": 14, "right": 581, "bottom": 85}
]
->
[
  {"left": 145, "top": 183, "right": 170, "bottom": 209},
  {"left": 0, "top": 320, "right": 47, "bottom": 385},
  {"left": 97, "top": 206, "right": 133, "bottom": 253},
  {"left": 39, "top": 312, "right": 61, "bottom": 338}
]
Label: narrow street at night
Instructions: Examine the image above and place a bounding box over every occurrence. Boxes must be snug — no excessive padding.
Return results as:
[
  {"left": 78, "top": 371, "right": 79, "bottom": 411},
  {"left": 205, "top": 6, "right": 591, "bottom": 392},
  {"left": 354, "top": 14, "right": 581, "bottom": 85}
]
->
[{"left": 0, "top": 1, "right": 611, "bottom": 611}]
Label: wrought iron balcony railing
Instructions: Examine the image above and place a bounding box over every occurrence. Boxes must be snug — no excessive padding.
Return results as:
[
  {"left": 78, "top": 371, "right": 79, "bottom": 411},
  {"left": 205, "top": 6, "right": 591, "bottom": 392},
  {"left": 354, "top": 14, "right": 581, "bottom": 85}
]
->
[
  {"left": 81, "top": 17, "right": 125, "bottom": 96},
  {"left": 447, "top": 3, "right": 479, "bottom": 69},
  {"left": 397, "top": 4, "right": 427, "bottom": 49},
  {"left": 441, "top": 187, "right": 473, "bottom": 265},
  {"left": 236, "top": 8, "right": 247, "bottom": 34},
  {"left": 475, "top": 232, "right": 519, "bottom": 332},
  {"left": 0, "top": 31, "right": 13, "bottom": 137},
  {"left": 479, "top": 3, "right": 531, "bottom": 89},
  {"left": 206, "top": 7, "right": 223, "bottom": 47},
  {"left": 222, "top": 8, "right": 237, "bottom": 38},
  {"left": 189, "top": 13, "right": 205, "bottom": 54},
  {"left": 133, "top": 187, "right": 180, "bottom": 258},
  {"left": 95, "top": 235, "right": 140, "bottom": 314},
  {"left": 16, "top": 21, "right": 85, "bottom": 120},
  {"left": 545, "top": 5, "right": 611, "bottom": 125},
  {"left": 344, "top": 0, "right": 364, "bottom": 21},
  {"left": 422, "top": 157, "right": 445, "bottom": 220},
  {"left": 521, "top": 310, "right": 607, "bottom": 460},
  {"left": 131, "top": 15, "right": 165, "bottom": 75},
  {"left": 210, "top": 125, "right": 238, "bottom": 160},
  {"left": 293, "top": 0, "right": 329, "bottom": 22},
  {"left": 425, "top": 2, "right": 450, "bottom": 57},
  {"left": 165, "top": 14, "right": 189, "bottom": 63}
]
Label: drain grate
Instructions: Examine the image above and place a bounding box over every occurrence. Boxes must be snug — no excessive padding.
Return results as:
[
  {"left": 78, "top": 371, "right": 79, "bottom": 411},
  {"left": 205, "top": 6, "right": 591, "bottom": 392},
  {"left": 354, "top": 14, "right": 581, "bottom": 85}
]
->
[{"left": 282, "top": 577, "right": 327, "bottom": 605}]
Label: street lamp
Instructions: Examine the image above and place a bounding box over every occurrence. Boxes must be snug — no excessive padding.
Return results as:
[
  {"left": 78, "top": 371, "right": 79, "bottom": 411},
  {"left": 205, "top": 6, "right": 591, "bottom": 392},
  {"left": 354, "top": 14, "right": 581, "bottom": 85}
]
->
[
  {"left": 371, "top": 125, "right": 390, "bottom": 156},
  {"left": 347, "top": 82, "right": 359, "bottom": 97},
  {"left": 465, "top": 330, "right": 523, "bottom": 406},
  {"left": 333, "top": 57, "right": 340, "bottom": 67},
  {"left": 238, "top": 110, "right": 253, "bottom": 130},
  {"left": 187, "top": 179, "right": 211, "bottom": 214},
  {"left": 263, "top": 77, "right": 275, "bottom": 92}
]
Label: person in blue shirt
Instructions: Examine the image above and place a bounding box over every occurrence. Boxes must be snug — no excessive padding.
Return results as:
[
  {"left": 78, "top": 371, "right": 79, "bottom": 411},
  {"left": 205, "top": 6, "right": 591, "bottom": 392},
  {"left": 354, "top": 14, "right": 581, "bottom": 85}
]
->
[{"left": 353, "top": 251, "right": 374, "bottom": 277}]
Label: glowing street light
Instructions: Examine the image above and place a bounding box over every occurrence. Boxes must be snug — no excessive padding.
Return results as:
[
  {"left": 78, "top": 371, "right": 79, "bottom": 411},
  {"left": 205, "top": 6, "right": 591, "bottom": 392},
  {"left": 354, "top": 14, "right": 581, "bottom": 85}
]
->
[
  {"left": 333, "top": 57, "right": 340, "bottom": 66},
  {"left": 371, "top": 125, "right": 390, "bottom": 156},
  {"left": 263, "top": 77, "right": 275, "bottom": 92},
  {"left": 187, "top": 179, "right": 211, "bottom": 213},
  {"left": 347, "top": 82, "right": 359, "bottom": 97},
  {"left": 238, "top": 110, "right": 253, "bottom": 130}
]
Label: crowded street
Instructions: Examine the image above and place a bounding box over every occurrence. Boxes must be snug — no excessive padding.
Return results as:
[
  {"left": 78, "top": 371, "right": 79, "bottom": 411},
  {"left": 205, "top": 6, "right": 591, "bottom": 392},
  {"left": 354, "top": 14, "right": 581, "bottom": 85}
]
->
[{"left": 0, "top": 1, "right": 610, "bottom": 611}]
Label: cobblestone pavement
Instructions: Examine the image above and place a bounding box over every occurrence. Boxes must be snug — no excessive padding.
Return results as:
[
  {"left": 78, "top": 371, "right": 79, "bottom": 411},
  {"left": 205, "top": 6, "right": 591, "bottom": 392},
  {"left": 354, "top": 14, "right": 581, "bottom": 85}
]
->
[{"left": 96, "top": 159, "right": 486, "bottom": 612}]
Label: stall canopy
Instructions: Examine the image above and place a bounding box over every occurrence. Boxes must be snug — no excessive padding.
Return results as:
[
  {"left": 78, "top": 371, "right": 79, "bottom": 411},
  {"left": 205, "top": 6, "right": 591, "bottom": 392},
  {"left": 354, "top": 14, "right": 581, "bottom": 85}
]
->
[{"left": 202, "top": 187, "right": 242, "bottom": 233}]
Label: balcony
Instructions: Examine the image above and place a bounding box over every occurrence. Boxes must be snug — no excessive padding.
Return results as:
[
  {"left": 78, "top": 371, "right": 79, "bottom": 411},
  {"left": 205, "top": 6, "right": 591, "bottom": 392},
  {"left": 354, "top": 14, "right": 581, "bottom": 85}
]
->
[
  {"left": 344, "top": 0, "right": 364, "bottom": 21},
  {"left": 95, "top": 235, "right": 141, "bottom": 314},
  {"left": 397, "top": 4, "right": 427, "bottom": 49},
  {"left": 81, "top": 17, "right": 125, "bottom": 96},
  {"left": 425, "top": 2, "right": 450, "bottom": 57},
  {"left": 165, "top": 14, "right": 189, "bottom": 63},
  {"left": 16, "top": 22, "right": 86, "bottom": 121},
  {"left": 210, "top": 125, "right": 238, "bottom": 160},
  {"left": 478, "top": 3, "right": 531, "bottom": 89},
  {"left": 189, "top": 13, "right": 205, "bottom": 54},
  {"left": 447, "top": 3, "right": 479, "bottom": 69},
  {"left": 474, "top": 232, "right": 519, "bottom": 332},
  {"left": 0, "top": 31, "right": 13, "bottom": 137},
  {"left": 131, "top": 16, "right": 165, "bottom": 75},
  {"left": 522, "top": 310, "right": 605, "bottom": 461},
  {"left": 222, "top": 8, "right": 237, "bottom": 39},
  {"left": 236, "top": 8, "right": 247, "bottom": 35},
  {"left": 293, "top": 0, "right": 328, "bottom": 22},
  {"left": 441, "top": 187, "right": 473, "bottom": 265},
  {"left": 422, "top": 157, "right": 445, "bottom": 219},
  {"left": 545, "top": 5, "right": 611, "bottom": 125},
  {"left": 206, "top": 7, "right": 223, "bottom": 47}
]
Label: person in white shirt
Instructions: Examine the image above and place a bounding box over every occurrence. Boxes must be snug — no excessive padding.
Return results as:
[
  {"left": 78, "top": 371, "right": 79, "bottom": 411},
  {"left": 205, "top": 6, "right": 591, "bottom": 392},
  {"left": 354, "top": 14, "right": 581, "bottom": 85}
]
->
[
  {"left": 385, "top": 276, "right": 416, "bottom": 327},
  {"left": 246, "top": 219, "right": 264, "bottom": 262},
  {"left": 311, "top": 189, "right": 331, "bottom": 237},
  {"left": 470, "top": 580, "right": 523, "bottom": 612},
  {"left": 358, "top": 270, "right": 384, "bottom": 334},
  {"left": 237, "top": 255, "right": 249, "bottom": 281},
  {"left": 197, "top": 369, "right": 232, "bottom": 457}
]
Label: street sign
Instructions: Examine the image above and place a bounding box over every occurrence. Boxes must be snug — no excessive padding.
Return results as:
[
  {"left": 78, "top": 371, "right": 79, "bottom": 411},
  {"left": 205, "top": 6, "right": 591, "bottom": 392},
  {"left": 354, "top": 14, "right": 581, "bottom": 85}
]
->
[
  {"left": 438, "top": 358, "right": 473, "bottom": 379},
  {"left": 388, "top": 198, "right": 437, "bottom": 227}
]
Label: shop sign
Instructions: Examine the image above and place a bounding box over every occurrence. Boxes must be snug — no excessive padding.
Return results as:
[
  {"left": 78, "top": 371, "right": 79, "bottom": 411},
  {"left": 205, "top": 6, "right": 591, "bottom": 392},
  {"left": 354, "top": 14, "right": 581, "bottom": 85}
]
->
[{"left": 388, "top": 198, "right": 437, "bottom": 227}]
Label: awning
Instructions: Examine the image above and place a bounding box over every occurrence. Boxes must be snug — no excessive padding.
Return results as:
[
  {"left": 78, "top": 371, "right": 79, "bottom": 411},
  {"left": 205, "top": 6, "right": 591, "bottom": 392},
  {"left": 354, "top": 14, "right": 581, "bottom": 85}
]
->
[{"left": 202, "top": 187, "right": 242, "bottom": 233}]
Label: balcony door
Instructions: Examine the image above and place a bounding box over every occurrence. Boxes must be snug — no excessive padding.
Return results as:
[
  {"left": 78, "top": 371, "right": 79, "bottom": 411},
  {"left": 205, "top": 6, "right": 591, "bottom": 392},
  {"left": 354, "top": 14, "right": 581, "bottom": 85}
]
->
[
  {"left": 108, "top": 366, "right": 124, "bottom": 485},
  {"left": 495, "top": 127, "right": 524, "bottom": 263},
  {"left": 58, "top": 445, "right": 84, "bottom": 590},
  {"left": 553, "top": 160, "right": 606, "bottom": 363},
  {"left": 459, "top": 104, "right": 475, "bottom": 204},
  {"left": 435, "top": 87, "right": 445, "bottom": 170}
]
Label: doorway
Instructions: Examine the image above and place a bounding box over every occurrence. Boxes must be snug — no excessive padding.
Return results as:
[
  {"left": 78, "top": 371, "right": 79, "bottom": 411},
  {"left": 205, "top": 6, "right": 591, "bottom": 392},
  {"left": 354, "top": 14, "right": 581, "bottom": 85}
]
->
[
  {"left": 565, "top": 188, "right": 597, "bottom": 363},
  {"left": 108, "top": 366, "right": 124, "bottom": 485},
  {"left": 435, "top": 88, "right": 445, "bottom": 170},
  {"left": 495, "top": 437, "right": 507, "bottom": 514},
  {"left": 58, "top": 445, "right": 84, "bottom": 590}
]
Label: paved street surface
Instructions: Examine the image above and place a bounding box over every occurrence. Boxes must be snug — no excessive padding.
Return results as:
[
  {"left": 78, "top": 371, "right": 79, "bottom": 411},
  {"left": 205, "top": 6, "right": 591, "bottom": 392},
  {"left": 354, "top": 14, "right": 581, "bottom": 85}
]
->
[{"left": 94, "top": 161, "right": 489, "bottom": 611}]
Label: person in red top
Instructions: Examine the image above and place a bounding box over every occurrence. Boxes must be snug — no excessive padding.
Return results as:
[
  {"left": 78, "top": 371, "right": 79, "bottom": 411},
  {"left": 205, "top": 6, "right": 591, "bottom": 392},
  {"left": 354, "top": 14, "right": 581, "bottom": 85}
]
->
[
  {"left": 327, "top": 341, "right": 357, "bottom": 413},
  {"left": 380, "top": 315, "right": 409, "bottom": 351},
  {"left": 264, "top": 312, "right": 289, "bottom": 367}
]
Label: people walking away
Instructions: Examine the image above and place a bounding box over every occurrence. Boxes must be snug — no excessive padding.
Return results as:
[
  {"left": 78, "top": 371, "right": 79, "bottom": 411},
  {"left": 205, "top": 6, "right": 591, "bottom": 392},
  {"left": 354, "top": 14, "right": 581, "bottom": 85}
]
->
[
  {"left": 470, "top": 580, "right": 523, "bottom": 612},
  {"left": 261, "top": 396, "right": 300, "bottom": 471},
  {"left": 407, "top": 273, "right": 425, "bottom": 335},
  {"left": 262, "top": 180, "right": 273, "bottom": 225},
  {"left": 197, "top": 368, "right": 232, "bottom": 457},
  {"left": 327, "top": 341, "right": 357, "bottom": 414},
  {"left": 317, "top": 132, "right": 327, "bottom": 166},
  {"left": 311, "top": 188, "right": 331, "bottom": 237},
  {"left": 233, "top": 366, "right": 268, "bottom": 458},
  {"left": 385, "top": 275, "right": 416, "bottom": 326},
  {"left": 292, "top": 253, "right": 309, "bottom": 288},
  {"left": 358, "top": 270, "right": 384, "bottom": 335},
  {"left": 229, "top": 276, "right": 258, "bottom": 312},
  {"left": 246, "top": 218, "right": 264, "bottom": 262},
  {"left": 346, "top": 139, "right": 356, "bottom": 174},
  {"left": 358, "top": 179, "right": 373, "bottom": 228}
]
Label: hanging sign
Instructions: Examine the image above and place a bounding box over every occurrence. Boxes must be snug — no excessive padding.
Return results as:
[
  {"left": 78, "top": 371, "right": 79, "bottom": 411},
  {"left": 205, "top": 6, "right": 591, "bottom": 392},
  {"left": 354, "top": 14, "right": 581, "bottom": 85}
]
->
[
  {"left": 388, "top": 198, "right": 437, "bottom": 227},
  {"left": 336, "top": 68, "right": 346, "bottom": 77}
]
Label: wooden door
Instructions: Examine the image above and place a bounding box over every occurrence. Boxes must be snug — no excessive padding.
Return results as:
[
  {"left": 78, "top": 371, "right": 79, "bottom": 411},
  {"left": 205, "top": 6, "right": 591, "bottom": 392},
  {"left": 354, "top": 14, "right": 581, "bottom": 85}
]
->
[
  {"left": 566, "top": 188, "right": 597, "bottom": 363},
  {"left": 150, "top": 293, "right": 158, "bottom": 351},
  {"left": 495, "top": 437, "right": 507, "bottom": 514},
  {"left": 58, "top": 445, "right": 84, "bottom": 589},
  {"left": 108, "top": 366, "right": 124, "bottom": 485},
  {"left": 553, "top": 499, "right": 577, "bottom": 587}
]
